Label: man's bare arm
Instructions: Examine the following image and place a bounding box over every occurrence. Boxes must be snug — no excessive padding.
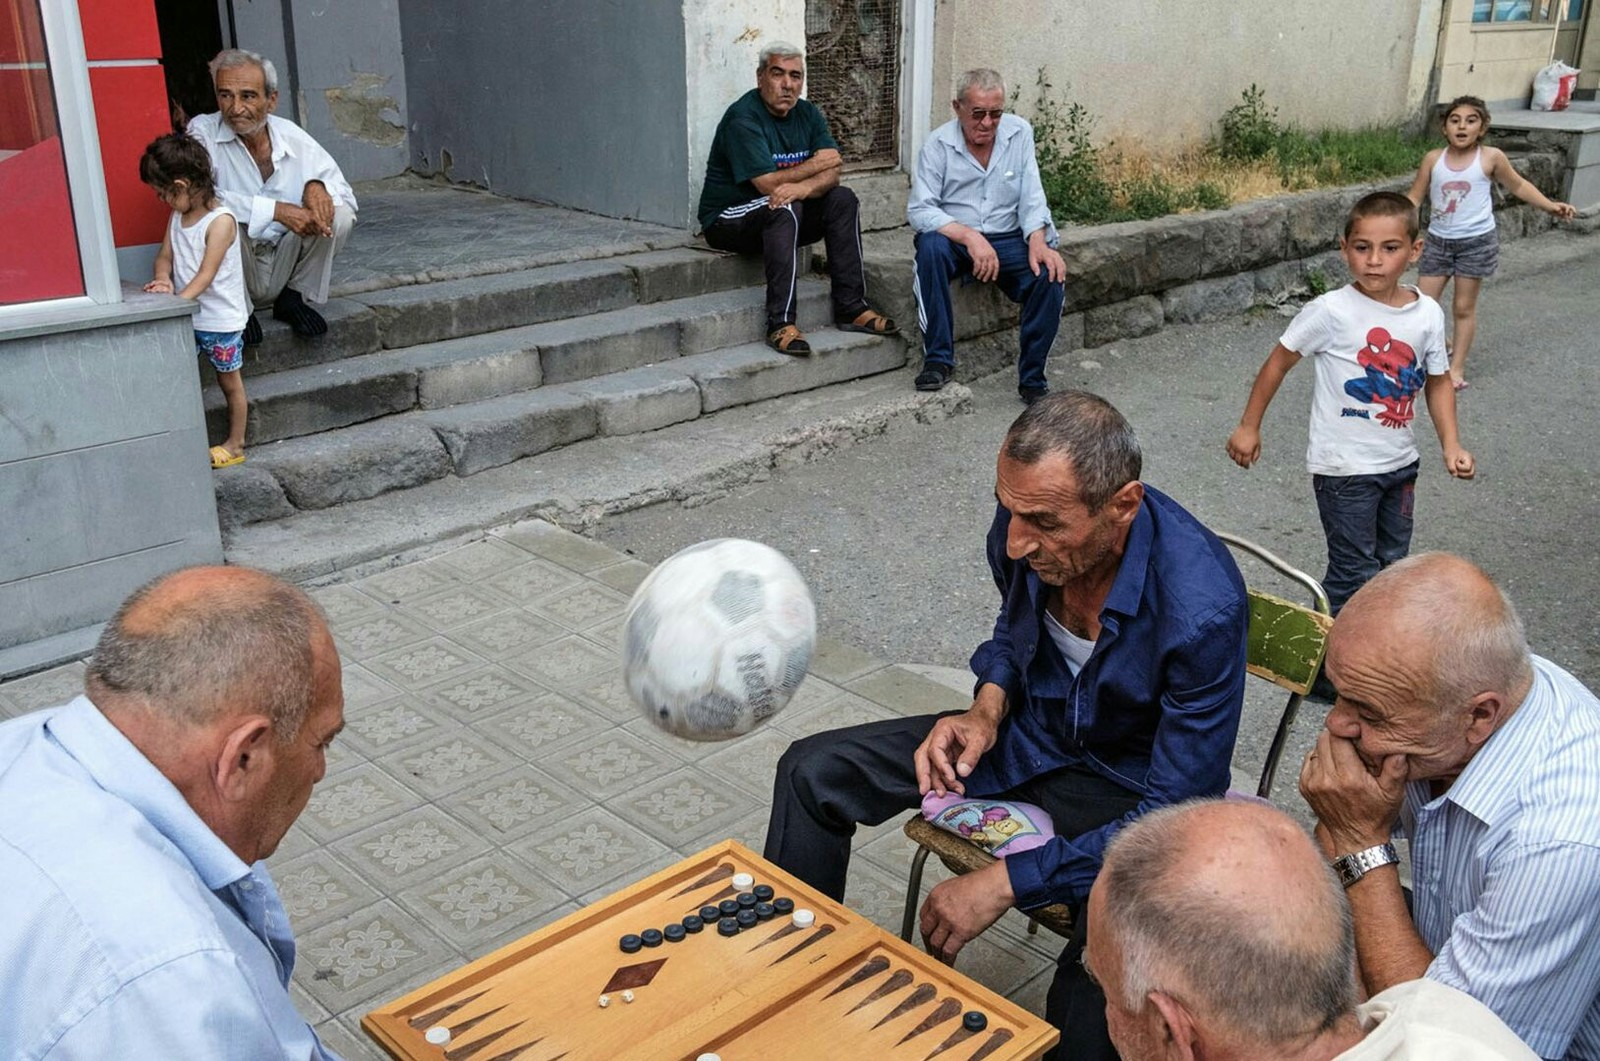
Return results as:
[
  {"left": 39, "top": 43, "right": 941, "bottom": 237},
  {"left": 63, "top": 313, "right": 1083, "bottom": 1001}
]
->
[
  {"left": 750, "top": 149, "right": 842, "bottom": 194},
  {"left": 1342, "top": 859, "right": 1436, "bottom": 993}
]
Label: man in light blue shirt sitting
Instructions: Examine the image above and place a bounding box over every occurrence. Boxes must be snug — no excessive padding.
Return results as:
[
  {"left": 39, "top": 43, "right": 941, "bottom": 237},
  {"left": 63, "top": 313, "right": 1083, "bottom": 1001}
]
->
[
  {"left": 908, "top": 67, "right": 1067, "bottom": 404},
  {"left": 0, "top": 566, "right": 346, "bottom": 1060},
  {"left": 1300, "top": 553, "right": 1600, "bottom": 1060}
]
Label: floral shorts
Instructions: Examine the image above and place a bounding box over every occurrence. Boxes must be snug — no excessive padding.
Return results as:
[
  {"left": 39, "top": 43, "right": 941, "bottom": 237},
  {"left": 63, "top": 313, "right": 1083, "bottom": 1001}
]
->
[
  {"left": 195, "top": 328, "right": 244, "bottom": 373},
  {"left": 1418, "top": 228, "right": 1499, "bottom": 280}
]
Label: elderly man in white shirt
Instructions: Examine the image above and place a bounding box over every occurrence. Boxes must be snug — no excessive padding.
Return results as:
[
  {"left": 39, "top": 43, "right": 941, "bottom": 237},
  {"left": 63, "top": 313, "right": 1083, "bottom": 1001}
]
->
[{"left": 188, "top": 48, "right": 357, "bottom": 341}]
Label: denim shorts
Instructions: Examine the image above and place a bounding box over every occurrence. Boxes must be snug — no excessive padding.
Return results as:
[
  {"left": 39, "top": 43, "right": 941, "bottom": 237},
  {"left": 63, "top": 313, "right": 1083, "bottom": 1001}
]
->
[
  {"left": 1418, "top": 228, "right": 1499, "bottom": 279},
  {"left": 195, "top": 329, "right": 244, "bottom": 373}
]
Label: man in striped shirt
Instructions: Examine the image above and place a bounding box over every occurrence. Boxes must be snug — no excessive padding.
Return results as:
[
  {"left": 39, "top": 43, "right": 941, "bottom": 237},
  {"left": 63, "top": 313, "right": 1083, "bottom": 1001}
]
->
[{"left": 1300, "top": 552, "right": 1600, "bottom": 1059}]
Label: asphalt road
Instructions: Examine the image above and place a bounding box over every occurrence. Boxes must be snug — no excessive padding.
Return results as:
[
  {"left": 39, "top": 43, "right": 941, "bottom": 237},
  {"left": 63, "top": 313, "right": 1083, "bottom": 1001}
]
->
[{"left": 597, "top": 230, "right": 1600, "bottom": 798}]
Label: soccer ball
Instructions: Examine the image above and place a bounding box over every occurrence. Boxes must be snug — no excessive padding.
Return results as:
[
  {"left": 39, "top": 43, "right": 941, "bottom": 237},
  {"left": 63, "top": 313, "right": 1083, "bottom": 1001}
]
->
[{"left": 622, "top": 538, "right": 816, "bottom": 741}]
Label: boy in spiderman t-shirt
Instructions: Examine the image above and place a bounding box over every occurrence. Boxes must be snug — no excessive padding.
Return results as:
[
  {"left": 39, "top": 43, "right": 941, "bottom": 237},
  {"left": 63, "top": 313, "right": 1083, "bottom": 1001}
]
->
[{"left": 1226, "top": 191, "right": 1475, "bottom": 614}]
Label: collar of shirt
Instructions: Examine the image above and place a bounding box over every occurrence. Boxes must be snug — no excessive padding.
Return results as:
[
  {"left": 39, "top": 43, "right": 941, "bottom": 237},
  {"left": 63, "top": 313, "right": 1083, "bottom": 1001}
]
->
[
  {"left": 1419, "top": 661, "right": 1552, "bottom": 827},
  {"left": 46, "top": 696, "right": 252, "bottom": 892},
  {"left": 210, "top": 114, "right": 296, "bottom": 165},
  {"left": 934, "top": 112, "right": 1024, "bottom": 169}
]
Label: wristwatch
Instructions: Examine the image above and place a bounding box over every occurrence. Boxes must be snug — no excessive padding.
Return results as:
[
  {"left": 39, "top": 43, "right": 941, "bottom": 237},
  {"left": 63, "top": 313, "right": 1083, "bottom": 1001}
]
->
[{"left": 1331, "top": 843, "right": 1400, "bottom": 888}]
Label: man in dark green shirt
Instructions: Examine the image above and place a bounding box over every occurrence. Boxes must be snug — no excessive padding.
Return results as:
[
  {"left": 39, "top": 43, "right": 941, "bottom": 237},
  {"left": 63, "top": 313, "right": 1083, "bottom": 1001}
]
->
[{"left": 698, "top": 41, "right": 897, "bottom": 356}]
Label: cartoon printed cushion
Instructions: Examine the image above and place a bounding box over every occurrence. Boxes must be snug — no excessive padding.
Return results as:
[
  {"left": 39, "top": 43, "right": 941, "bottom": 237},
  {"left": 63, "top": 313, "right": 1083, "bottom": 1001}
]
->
[{"left": 919, "top": 793, "right": 1055, "bottom": 858}]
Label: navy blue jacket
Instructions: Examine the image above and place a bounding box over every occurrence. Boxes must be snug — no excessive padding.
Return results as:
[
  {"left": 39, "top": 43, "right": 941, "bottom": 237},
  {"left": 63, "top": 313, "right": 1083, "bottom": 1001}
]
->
[{"left": 966, "top": 485, "right": 1248, "bottom": 908}]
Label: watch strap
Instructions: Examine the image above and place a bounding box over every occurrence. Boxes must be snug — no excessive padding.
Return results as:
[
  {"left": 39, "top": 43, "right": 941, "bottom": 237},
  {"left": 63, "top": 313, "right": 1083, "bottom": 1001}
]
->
[{"left": 1332, "top": 842, "right": 1400, "bottom": 887}]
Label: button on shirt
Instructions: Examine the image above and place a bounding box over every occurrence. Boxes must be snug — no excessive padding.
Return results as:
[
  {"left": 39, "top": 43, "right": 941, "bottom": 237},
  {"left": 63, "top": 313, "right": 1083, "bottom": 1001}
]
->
[
  {"left": 907, "top": 114, "right": 1058, "bottom": 243},
  {"left": 188, "top": 111, "right": 358, "bottom": 243},
  {"left": 0, "top": 697, "right": 337, "bottom": 1060},
  {"left": 965, "top": 486, "right": 1249, "bottom": 908},
  {"left": 1401, "top": 656, "right": 1600, "bottom": 1060}
]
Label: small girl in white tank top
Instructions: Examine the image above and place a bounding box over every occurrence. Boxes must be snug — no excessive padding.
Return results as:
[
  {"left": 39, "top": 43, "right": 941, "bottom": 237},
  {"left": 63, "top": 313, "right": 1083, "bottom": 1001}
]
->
[
  {"left": 1406, "top": 96, "right": 1576, "bottom": 389},
  {"left": 140, "top": 132, "right": 251, "bottom": 468}
]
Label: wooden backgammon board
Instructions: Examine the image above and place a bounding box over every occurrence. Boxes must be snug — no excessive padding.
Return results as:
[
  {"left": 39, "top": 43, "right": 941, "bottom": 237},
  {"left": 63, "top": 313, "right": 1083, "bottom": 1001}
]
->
[{"left": 363, "top": 840, "right": 1058, "bottom": 1061}]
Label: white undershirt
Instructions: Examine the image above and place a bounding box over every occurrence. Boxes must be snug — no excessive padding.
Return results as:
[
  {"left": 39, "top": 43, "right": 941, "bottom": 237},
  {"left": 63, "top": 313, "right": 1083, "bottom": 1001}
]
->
[{"left": 1043, "top": 609, "right": 1096, "bottom": 675}]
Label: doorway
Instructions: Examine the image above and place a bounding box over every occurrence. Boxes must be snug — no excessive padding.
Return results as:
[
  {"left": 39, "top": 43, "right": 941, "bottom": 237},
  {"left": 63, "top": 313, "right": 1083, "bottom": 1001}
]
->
[{"left": 153, "top": 0, "right": 223, "bottom": 126}]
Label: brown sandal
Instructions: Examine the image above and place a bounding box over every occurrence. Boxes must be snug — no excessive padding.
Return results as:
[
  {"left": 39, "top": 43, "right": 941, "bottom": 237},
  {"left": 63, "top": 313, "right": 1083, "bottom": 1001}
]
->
[
  {"left": 766, "top": 324, "right": 812, "bottom": 356},
  {"left": 837, "top": 308, "right": 899, "bottom": 336}
]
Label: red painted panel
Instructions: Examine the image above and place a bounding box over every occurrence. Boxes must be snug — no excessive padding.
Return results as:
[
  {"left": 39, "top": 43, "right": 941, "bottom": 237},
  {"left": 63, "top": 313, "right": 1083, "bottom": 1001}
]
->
[
  {"left": 0, "top": 136, "right": 85, "bottom": 304},
  {"left": 79, "top": 0, "right": 161, "bottom": 61},
  {"left": 90, "top": 64, "right": 170, "bottom": 247},
  {"left": 0, "top": 67, "right": 57, "bottom": 150},
  {"left": 0, "top": 0, "right": 46, "bottom": 65}
]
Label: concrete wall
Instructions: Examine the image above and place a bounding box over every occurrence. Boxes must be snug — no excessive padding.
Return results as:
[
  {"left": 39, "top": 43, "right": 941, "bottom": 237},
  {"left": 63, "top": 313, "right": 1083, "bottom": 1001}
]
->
[
  {"left": 1435, "top": 0, "right": 1584, "bottom": 104},
  {"left": 401, "top": 1, "right": 690, "bottom": 226},
  {"left": 930, "top": 0, "right": 1431, "bottom": 151},
  {"left": 0, "top": 291, "right": 224, "bottom": 676}
]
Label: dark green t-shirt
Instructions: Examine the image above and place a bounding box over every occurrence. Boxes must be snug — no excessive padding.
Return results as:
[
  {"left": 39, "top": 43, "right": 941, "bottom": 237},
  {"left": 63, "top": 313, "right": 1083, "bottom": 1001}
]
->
[{"left": 697, "top": 89, "right": 839, "bottom": 230}]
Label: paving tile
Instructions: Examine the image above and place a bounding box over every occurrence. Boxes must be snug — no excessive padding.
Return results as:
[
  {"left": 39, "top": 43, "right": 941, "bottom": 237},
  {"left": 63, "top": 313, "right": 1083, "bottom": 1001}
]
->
[
  {"left": 506, "top": 804, "right": 673, "bottom": 894},
  {"left": 354, "top": 561, "right": 462, "bottom": 606},
  {"left": 537, "top": 728, "right": 679, "bottom": 802},
  {"left": 299, "top": 762, "right": 425, "bottom": 843},
  {"left": 558, "top": 666, "right": 637, "bottom": 724},
  {"left": 846, "top": 664, "right": 970, "bottom": 717},
  {"left": 312, "top": 583, "right": 389, "bottom": 627},
  {"left": 504, "top": 635, "right": 617, "bottom": 690},
  {"left": 839, "top": 852, "right": 922, "bottom": 937},
  {"left": 618, "top": 716, "right": 711, "bottom": 764},
  {"left": 488, "top": 557, "right": 585, "bottom": 605},
  {"left": 394, "top": 850, "right": 568, "bottom": 955},
  {"left": 784, "top": 674, "right": 846, "bottom": 714},
  {"left": 947, "top": 927, "right": 1055, "bottom": 998},
  {"left": 296, "top": 900, "right": 456, "bottom": 1015},
  {"left": 472, "top": 900, "right": 582, "bottom": 958},
  {"left": 413, "top": 662, "right": 547, "bottom": 718},
  {"left": 808, "top": 636, "right": 888, "bottom": 685},
  {"left": 389, "top": 582, "right": 516, "bottom": 633},
  {"left": 473, "top": 690, "right": 612, "bottom": 761},
  {"left": 528, "top": 581, "right": 631, "bottom": 632},
  {"left": 375, "top": 730, "right": 523, "bottom": 800},
  {"left": 497, "top": 519, "right": 624, "bottom": 573},
  {"left": 1007, "top": 967, "right": 1055, "bottom": 1018},
  {"left": 574, "top": 843, "right": 687, "bottom": 905},
  {"left": 339, "top": 695, "right": 455, "bottom": 759},
  {"left": 449, "top": 764, "right": 595, "bottom": 843},
  {"left": 273, "top": 849, "right": 386, "bottom": 933},
  {"left": 338, "top": 662, "right": 404, "bottom": 711},
  {"left": 446, "top": 607, "right": 568, "bottom": 658},
  {"left": 721, "top": 807, "right": 772, "bottom": 855},
  {"left": 290, "top": 978, "right": 331, "bottom": 1024},
  {"left": 855, "top": 812, "right": 932, "bottom": 878},
  {"left": 771, "top": 690, "right": 899, "bottom": 740},
  {"left": 332, "top": 612, "right": 436, "bottom": 661},
  {"left": 322, "top": 734, "right": 366, "bottom": 778},
  {"left": 588, "top": 559, "right": 652, "bottom": 595},
  {"left": 362, "top": 636, "right": 486, "bottom": 691},
  {"left": 0, "top": 662, "right": 86, "bottom": 713},
  {"left": 270, "top": 821, "right": 320, "bottom": 864},
  {"left": 605, "top": 766, "right": 751, "bottom": 849},
  {"left": 334, "top": 806, "right": 492, "bottom": 890},
  {"left": 429, "top": 536, "right": 537, "bottom": 581},
  {"left": 578, "top": 613, "right": 626, "bottom": 652},
  {"left": 697, "top": 726, "right": 795, "bottom": 801},
  {"left": 313, "top": 1017, "right": 387, "bottom": 1061},
  {"left": 0, "top": 690, "right": 28, "bottom": 720}
]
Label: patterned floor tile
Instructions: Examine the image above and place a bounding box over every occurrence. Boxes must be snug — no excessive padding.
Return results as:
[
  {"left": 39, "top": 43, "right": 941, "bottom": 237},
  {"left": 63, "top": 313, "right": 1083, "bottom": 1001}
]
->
[
  {"left": 394, "top": 851, "right": 567, "bottom": 954},
  {"left": 298, "top": 762, "right": 425, "bottom": 843},
  {"left": 839, "top": 853, "right": 922, "bottom": 937},
  {"left": 339, "top": 696, "right": 455, "bottom": 759},
  {"left": 390, "top": 582, "right": 516, "bottom": 634},
  {"left": 605, "top": 767, "right": 752, "bottom": 850},
  {"left": 537, "top": 728, "right": 678, "bottom": 802},
  {"left": 334, "top": 806, "right": 492, "bottom": 891},
  {"left": 720, "top": 808, "right": 771, "bottom": 855},
  {"left": 322, "top": 735, "right": 366, "bottom": 778},
  {"left": 362, "top": 637, "right": 486, "bottom": 691},
  {"left": 495, "top": 519, "right": 622, "bottom": 573},
  {"left": 617, "top": 716, "right": 710, "bottom": 764},
  {"left": 696, "top": 727, "right": 795, "bottom": 801},
  {"left": 429, "top": 536, "right": 536, "bottom": 581},
  {"left": 771, "top": 691, "right": 899, "bottom": 740},
  {"left": 506, "top": 804, "right": 672, "bottom": 894},
  {"left": 414, "top": 663, "right": 546, "bottom": 719},
  {"left": 313, "top": 1018, "right": 388, "bottom": 1061},
  {"left": 488, "top": 557, "right": 585, "bottom": 605},
  {"left": 0, "top": 690, "right": 27, "bottom": 720},
  {"left": 587, "top": 559, "right": 652, "bottom": 596},
  {"left": 446, "top": 607, "right": 568, "bottom": 658},
  {"left": 573, "top": 845, "right": 686, "bottom": 907},
  {"left": 0, "top": 661, "right": 86, "bottom": 713},
  {"left": 270, "top": 821, "right": 320, "bottom": 864},
  {"left": 332, "top": 612, "right": 435, "bottom": 661},
  {"left": 528, "top": 582, "right": 630, "bottom": 632},
  {"left": 473, "top": 690, "right": 612, "bottom": 761},
  {"left": 578, "top": 614, "right": 626, "bottom": 652},
  {"left": 354, "top": 561, "right": 461, "bottom": 607},
  {"left": 504, "top": 635, "right": 617, "bottom": 690},
  {"left": 559, "top": 667, "right": 638, "bottom": 724},
  {"left": 272, "top": 849, "right": 386, "bottom": 933},
  {"left": 1006, "top": 967, "right": 1055, "bottom": 1018},
  {"left": 449, "top": 764, "right": 594, "bottom": 843},
  {"left": 290, "top": 978, "right": 331, "bottom": 1024},
  {"left": 784, "top": 674, "right": 846, "bottom": 714},
  {"left": 471, "top": 900, "right": 582, "bottom": 959},
  {"left": 295, "top": 900, "right": 456, "bottom": 1015},
  {"left": 311, "top": 584, "right": 388, "bottom": 627},
  {"left": 855, "top": 814, "right": 929, "bottom": 878},
  {"left": 375, "top": 730, "right": 523, "bottom": 800},
  {"left": 945, "top": 925, "right": 1055, "bottom": 998},
  {"left": 338, "top": 662, "right": 404, "bottom": 712}
]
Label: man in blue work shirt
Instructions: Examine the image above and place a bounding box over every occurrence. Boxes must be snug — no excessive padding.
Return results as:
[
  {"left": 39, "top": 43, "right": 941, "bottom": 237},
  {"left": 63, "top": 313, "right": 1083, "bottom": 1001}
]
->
[
  {"left": 766, "top": 390, "right": 1248, "bottom": 1060},
  {"left": 0, "top": 566, "right": 345, "bottom": 1059},
  {"left": 908, "top": 68, "right": 1067, "bottom": 404}
]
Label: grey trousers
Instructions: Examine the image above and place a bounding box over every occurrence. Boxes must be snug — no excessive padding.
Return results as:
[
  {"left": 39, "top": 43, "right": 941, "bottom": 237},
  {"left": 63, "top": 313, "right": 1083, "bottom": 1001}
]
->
[{"left": 241, "top": 203, "right": 355, "bottom": 306}]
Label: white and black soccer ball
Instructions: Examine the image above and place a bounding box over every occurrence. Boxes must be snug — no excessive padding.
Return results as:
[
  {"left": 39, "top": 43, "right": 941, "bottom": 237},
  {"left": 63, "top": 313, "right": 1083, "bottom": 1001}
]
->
[{"left": 622, "top": 538, "right": 816, "bottom": 741}]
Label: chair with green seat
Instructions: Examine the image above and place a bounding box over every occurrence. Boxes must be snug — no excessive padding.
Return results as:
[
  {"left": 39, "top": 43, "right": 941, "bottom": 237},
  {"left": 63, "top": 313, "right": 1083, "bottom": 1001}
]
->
[{"left": 896, "top": 531, "right": 1333, "bottom": 943}]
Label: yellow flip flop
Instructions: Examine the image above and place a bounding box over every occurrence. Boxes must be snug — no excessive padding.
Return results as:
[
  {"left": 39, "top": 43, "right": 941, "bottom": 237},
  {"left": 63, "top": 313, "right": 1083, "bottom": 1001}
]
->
[{"left": 209, "top": 445, "right": 245, "bottom": 469}]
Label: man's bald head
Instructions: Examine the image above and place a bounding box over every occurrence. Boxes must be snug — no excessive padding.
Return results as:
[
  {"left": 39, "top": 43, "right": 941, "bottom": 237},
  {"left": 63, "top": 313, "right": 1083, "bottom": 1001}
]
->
[
  {"left": 86, "top": 566, "right": 327, "bottom": 740},
  {"left": 1095, "top": 800, "right": 1357, "bottom": 1046},
  {"left": 1337, "top": 552, "right": 1532, "bottom": 713}
]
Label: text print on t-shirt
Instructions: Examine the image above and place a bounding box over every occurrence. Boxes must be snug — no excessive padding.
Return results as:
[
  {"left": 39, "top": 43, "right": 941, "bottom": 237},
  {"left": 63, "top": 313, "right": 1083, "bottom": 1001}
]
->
[
  {"left": 772, "top": 149, "right": 812, "bottom": 169},
  {"left": 1342, "top": 327, "right": 1425, "bottom": 428}
]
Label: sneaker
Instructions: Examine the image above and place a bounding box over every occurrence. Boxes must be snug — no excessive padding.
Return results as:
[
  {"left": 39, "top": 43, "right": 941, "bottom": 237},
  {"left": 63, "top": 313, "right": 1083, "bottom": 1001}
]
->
[
  {"left": 1019, "top": 385, "right": 1049, "bottom": 406},
  {"left": 914, "top": 362, "right": 952, "bottom": 392}
]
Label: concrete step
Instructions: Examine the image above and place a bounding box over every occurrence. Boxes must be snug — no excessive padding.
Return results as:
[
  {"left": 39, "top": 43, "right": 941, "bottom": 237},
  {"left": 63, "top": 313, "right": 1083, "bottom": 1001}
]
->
[
  {"left": 215, "top": 327, "right": 909, "bottom": 526},
  {"left": 207, "top": 279, "right": 836, "bottom": 446},
  {"left": 220, "top": 370, "right": 970, "bottom": 583},
  {"left": 843, "top": 169, "right": 911, "bottom": 233}
]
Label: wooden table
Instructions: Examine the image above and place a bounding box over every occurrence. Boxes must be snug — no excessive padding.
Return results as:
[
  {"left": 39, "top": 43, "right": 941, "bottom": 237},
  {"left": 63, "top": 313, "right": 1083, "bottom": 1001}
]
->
[{"left": 364, "top": 840, "right": 1058, "bottom": 1061}]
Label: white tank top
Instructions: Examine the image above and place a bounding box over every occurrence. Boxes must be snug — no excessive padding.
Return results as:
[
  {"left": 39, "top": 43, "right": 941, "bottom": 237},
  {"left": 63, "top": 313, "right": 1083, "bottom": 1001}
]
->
[
  {"left": 1428, "top": 149, "right": 1495, "bottom": 240},
  {"left": 168, "top": 205, "right": 249, "bottom": 331}
]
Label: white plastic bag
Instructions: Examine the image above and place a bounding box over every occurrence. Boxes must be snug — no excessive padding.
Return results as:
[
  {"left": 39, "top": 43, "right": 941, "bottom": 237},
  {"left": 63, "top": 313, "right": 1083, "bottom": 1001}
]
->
[{"left": 1532, "top": 61, "right": 1580, "bottom": 112}]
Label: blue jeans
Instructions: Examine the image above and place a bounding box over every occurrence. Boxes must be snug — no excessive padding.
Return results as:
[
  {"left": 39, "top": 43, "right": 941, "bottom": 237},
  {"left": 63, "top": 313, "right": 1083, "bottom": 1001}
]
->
[
  {"left": 913, "top": 230, "right": 1065, "bottom": 391},
  {"left": 1313, "top": 460, "right": 1419, "bottom": 613}
]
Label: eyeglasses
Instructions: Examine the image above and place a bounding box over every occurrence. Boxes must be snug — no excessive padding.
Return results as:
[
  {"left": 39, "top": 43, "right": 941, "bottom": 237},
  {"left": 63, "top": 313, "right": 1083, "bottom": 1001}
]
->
[{"left": 966, "top": 107, "right": 1004, "bottom": 122}]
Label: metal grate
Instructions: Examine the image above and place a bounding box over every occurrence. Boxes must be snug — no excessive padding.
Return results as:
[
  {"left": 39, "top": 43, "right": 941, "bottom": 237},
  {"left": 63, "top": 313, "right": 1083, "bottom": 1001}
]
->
[{"left": 805, "top": 0, "right": 900, "bottom": 168}]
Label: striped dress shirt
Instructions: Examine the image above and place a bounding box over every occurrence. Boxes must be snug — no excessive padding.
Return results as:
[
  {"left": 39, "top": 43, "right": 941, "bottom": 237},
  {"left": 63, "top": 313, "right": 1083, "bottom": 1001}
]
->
[{"left": 1403, "top": 656, "right": 1600, "bottom": 1060}]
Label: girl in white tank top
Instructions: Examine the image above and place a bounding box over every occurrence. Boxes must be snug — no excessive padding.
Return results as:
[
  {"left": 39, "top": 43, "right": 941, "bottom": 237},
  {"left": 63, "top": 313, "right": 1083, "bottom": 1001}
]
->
[
  {"left": 1405, "top": 96, "right": 1576, "bottom": 389},
  {"left": 140, "top": 132, "right": 251, "bottom": 468}
]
